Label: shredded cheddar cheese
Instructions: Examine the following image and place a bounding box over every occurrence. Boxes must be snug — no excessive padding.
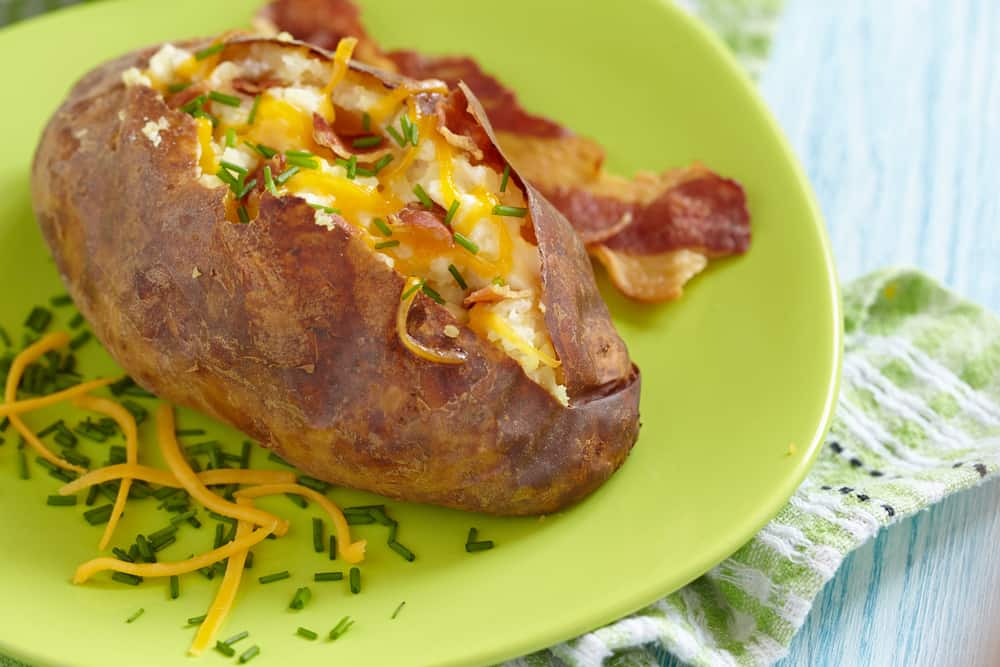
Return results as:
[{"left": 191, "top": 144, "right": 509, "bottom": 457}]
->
[
  {"left": 318, "top": 36, "right": 357, "bottom": 119},
  {"left": 195, "top": 116, "right": 217, "bottom": 174},
  {"left": 235, "top": 484, "right": 366, "bottom": 564},
  {"left": 468, "top": 305, "right": 561, "bottom": 368},
  {"left": 0, "top": 376, "right": 120, "bottom": 417},
  {"left": 157, "top": 403, "right": 289, "bottom": 536},
  {"left": 58, "top": 463, "right": 296, "bottom": 496},
  {"left": 396, "top": 277, "right": 467, "bottom": 365}
]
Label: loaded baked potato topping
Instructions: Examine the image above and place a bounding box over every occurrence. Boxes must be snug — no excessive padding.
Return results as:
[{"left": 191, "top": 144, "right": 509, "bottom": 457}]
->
[{"left": 122, "top": 37, "right": 565, "bottom": 404}]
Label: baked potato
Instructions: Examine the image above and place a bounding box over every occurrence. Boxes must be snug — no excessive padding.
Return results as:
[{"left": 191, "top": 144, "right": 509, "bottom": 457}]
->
[{"left": 31, "top": 35, "right": 640, "bottom": 515}]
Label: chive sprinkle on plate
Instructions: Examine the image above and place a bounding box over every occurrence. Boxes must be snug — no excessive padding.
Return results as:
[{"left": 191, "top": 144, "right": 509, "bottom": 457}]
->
[
  {"left": 125, "top": 608, "right": 145, "bottom": 624},
  {"left": 296, "top": 627, "right": 318, "bottom": 641},
  {"left": 328, "top": 616, "right": 354, "bottom": 640},
  {"left": 258, "top": 570, "right": 290, "bottom": 584}
]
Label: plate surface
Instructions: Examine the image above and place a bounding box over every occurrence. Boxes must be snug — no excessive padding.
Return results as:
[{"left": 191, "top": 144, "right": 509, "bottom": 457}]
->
[{"left": 0, "top": 1, "right": 839, "bottom": 666}]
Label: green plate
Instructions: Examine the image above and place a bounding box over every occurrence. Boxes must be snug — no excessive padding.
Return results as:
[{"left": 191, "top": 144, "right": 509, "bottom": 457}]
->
[{"left": 0, "top": 1, "right": 839, "bottom": 665}]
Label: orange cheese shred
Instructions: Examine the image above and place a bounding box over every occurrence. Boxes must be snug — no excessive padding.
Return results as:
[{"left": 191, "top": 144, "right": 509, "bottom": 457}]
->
[
  {"left": 72, "top": 395, "right": 138, "bottom": 551},
  {"left": 157, "top": 403, "right": 289, "bottom": 536},
  {"left": 0, "top": 376, "right": 120, "bottom": 418},
  {"left": 58, "top": 464, "right": 297, "bottom": 496},
  {"left": 396, "top": 277, "right": 466, "bottom": 365},
  {"left": 235, "top": 484, "right": 366, "bottom": 564},
  {"left": 3, "top": 332, "right": 84, "bottom": 474}
]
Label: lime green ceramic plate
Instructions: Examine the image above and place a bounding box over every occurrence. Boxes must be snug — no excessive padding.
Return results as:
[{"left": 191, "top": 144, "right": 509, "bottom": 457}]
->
[{"left": 0, "top": 1, "right": 839, "bottom": 665}]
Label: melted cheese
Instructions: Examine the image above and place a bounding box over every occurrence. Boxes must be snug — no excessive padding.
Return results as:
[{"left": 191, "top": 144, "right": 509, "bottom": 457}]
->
[
  {"left": 468, "top": 305, "right": 561, "bottom": 368},
  {"left": 318, "top": 37, "right": 357, "bottom": 119},
  {"left": 195, "top": 116, "right": 218, "bottom": 174},
  {"left": 243, "top": 95, "right": 316, "bottom": 153}
]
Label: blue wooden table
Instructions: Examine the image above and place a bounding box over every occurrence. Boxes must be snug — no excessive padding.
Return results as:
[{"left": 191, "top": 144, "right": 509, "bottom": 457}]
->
[{"left": 761, "top": 1, "right": 1000, "bottom": 665}]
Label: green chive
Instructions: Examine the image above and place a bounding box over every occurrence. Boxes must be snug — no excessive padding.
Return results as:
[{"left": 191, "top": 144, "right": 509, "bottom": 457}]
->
[
  {"left": 297, "top": 627, "right": 318, "bottom": 640},
  {"left": 180, "top": 95, "right": 207, "bottom": 114},
  {"left": 413, "top": 183, "right": 434, "bottom": 209},
  {"left": 187, "top": 614, "right": 207, "bottom": 625},
  {"left": 225, "top": 127, "right": 237, "bottom": 147},
  {"left": 263, "top": 166, "right": 277, "bottom": 195},
  {"left": 240, "top": 441, "right": 252, "bottom": 469},
  {"left": 213, "top": 523, "right": 226, "bottom": 549},
  {"left": 361, "top": 112, "right": 371, "bottom": 131},
  {"left": 329, "top": 535, "right": 337, "bottom": 560},
  {"left": 169, "top": 575, "right": 180, "bottom": 599},
  {"left": 167, "top": 82, "right": 192, "bottom": 94},
  {"left": 453, "top": 232, "right": 479, "bottom": 254},
  {"left": 312, "top": 517, "right": 325, "bottom": 553},
  {"left": 112, "top": 547, "right": 133, "bottom": 563},
  {"left": 24, "top": 307, "right": 52, "bottom": 333},
  {"left": 444, "top": 199, "right": 460, "bottom": 226},
  {"left": 47, "top": 494, "right": 76, "bottom": 506},
  {"left": 349, "top": 567, "right": 361, "bottom": 594},
  {"left": 222, "top": 630, "right": 249, "bottom": 646},
  {"left": 68, "top": 331, "right": 91, "bottom": 350},
  {"left": 245, "top": 141, "right": 277, "bottom": 158},
  {"left": 399, "top": 115, "right": 412, "bottom": 142},
  {"left": 244, "top": 551, "right": 254, "bottom": 569},
  {"left": 374, "top": 240, "right": 400, "bottom": 250},
  {"left": 83, "top": 504, "right": 113, "bottom": 525},
  {"left": 238, "top": 645, "right": 260, "bottom": 663},
  {"left": 386, "top": 125, "right": 406, "bottom": 147},
  {"left": 121, "top": 400, "right": 147, "bottom": 425},
  {"left": 275, "top": 166, "right": 300, "bottom": 185},
  {"left": 258, "top": 571, "right": 290, "bottom": 584},
  {"left": 220, "top": 160, "right": 248, "bottom": 176},
  {"left": 352, "top": 135, "right": 383, "bottom": 149},
  {"left": 236, "top": 179, "right": 258, "bottom": 200},
  {"left": 346, "top": 155, "right": 357, "bottom": 180},
  {"left": 148, "top": 524, "right": 178, "bottom": 544},
  {"left": 391, "top": 601, "right": 406, "bottom": 620},
  {"left": 372, "top": 217, "right": 392, "bottom": 236},
  {"left": 247, "top": 95, "right": 261, "bottom": 125},
  {"left": 195, "top": 43, "right": 224, "bottom": 60},
  {"left": 307, "top": 203, "right": 339, "bottom": 214},
  {"left": 447, "top": 264, "right": 468, "bottom": 290},
  {"left": 215, "top": 643, "right": 235, "bottom": 658},
  {"left": 209, "top": 91, "right": 241, "bottom": 107},
  {"left": 237, "top": 206, "right": 250, "bottom": 224},
  {"left": 328, "top": 616, "right": 354, "bottom": 640},
  {"left": 18, "top": 448, "right": 29, "bottom": 480},
  {"left": 466, "top": 540, "right": 495, "bottom": 552},
  {"left": 286, "top": 154, "right": 319, "bottom": 169},
  {"left": 345, "top": 512, "right": 375, "bottom": 525},
  {"left": 421, "top": 283, "right": 445, "bottom": 305},
  {"left": 49, "top": 294, "right": 72, "bottom": 307},
  {"left": 113, "top": 572, "right": 142, "bottom": 586},
  {"left": 373, "top": 153, "right": 394, "bottom": 173},
  {"left": 69, "top": 313, "right": 84, "bottom": 329},
  {"left": 286, "top": 493, "right": 308, "bottom": 509},
  {"left": 126, "top": 608, "right": 145, "bottom": 624},
  {"left": 314, "top": 571, "right": 343, "bottom": 582},
  {"left": 85, "top": 486, "right": 99, "bottom": 506},
  {"left": 136, "top": 535, "right": 155, "bottom": 562},
  {"left": 466, "top": 527, "right": 478, "bottom": 543},
  {"left": 289, "top": 586, "right": 312, "bottom": 610},
  {"left": 500, "top": 164, "right": 511, "bottom": 192},
  {"left": 401, "top": 280, "right": 423, "bottom": 301},
  {"left": 176, "top": 428, "right": 205, "bottom": 437},
  {"left": 388, "top": 541, "right": 416, "bottom": 562},
  {"left": 493, "top": 204, "right": 528, "bottom": 218}
]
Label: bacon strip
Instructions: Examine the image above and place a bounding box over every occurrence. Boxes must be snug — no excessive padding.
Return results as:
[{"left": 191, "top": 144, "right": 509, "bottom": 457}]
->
[{"left": 255, "top": 0, "right": 751, "bottom": 302}]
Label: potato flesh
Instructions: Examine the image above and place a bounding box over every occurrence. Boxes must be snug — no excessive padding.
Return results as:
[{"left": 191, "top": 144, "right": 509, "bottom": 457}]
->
[{"left": 134, "top": 43, "right": 566, "bottom": 403}]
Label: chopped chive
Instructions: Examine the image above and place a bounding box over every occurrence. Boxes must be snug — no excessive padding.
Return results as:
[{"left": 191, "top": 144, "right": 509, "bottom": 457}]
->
[
  {"left": 421, "top": 283, "right": 445, "bottom": 305},
  {"left": 240, "top": 441, "right": 252, "bottom": 469},
  {"left": 215, "top": 643, "right": 236, "bottom": 657},
  {"left": 245, "top": 141, "right": 277, "bottom": 158},
  {"left": 244, "top": 551, "right": 254, "bottom": 569},
  {"left": 237, "top": 206, "right": 250, "bottom": 224},
  {"left": 444, "top": 199, "right": 460, "bottom": 226},
  {"left": 493, "top": 204, "right": 528, "bottom": 218},
  {"left": 49, "top": 294, "right": 72, "bottom": 307},
  {"left": 236, "top": 179, "right": 258, "bottom": 199},
  {"left": 388, "top": 541, "right": 416, "bottom": 562},
  {"left": 329, "top": 535, "right": 337, "bottom": 561},
  {"left": 345, "top": 512, "right": 375, "bottom": 525},
  {"left": 492, "top": 276, "right": 507, "bottom": 286},
  {"left": 126, "top": 608, "right": 145, "bottom": 624},
  {"left": 374, "top": 240, "right": 400, "bottom": 250},
  {"left": 286, "top": 154, "right": 319, "bottom": 169},
  {"left": 197, "top": 566, "right": 215, "bottom": 580},
  {"left": 307, "top": 202, "right": 339, "bottom": 214},
  {"left": 112, "top": 547, "right": 134, "bottom": 563},
  {"left": 410, "top": 121, "right": 420, "bottom": 146},
  {"left": 263, "top": 166, "right": 277, "bottom": 196},
  {"left": 187, "top": 614, "right": 207, "bottom": 625},
  {"left": 258, "top": 570, "right": 290, "bottom": 584},
  {"left": 288, "top": 586, "right": 312, "bottom": 610},
  {"left": 314, "top": 571, "right": 343, "bottom": 582},
  {"left": 195, "top": 43, "right": 225, "bottom": 60},
  {"left": 180, "top": 95, "right": 207, "bottom": 114},
  {"left": 167, "top": 82, "right": 192, "bottom": 94},
  {"left": 85, "top": 485, "right": 99, "bottom": 505},
  {"left": 225, "top": 127, "right": 237, "bottom": 147},
  {"left": 466, "top": 540, "right": 495, "bottom": 552},
  {"left": 47, "top": 494, "right": 76, "bottom": 506},
  {"left": 150, "top": 524, "right": 178, "bottom": 545},
  {"left": 297, "top": 627, "right": 318, "bottom": 640},
  {"left": 386, "top": 124, "right": 406, "bottom": 147},
  {"left": 500, "top": 164, "right": 511, "bottom": 192},
  {"left": 24, "top": 307, "right": 52, "bottom": 333},
  {"left": 213, "top": 523, "right": 226, "bottom": 549},
  {"left": 136, "top": 534, "right": 156, "bottom": 562},
  {"left": 83, "top": 504, "right": 113, "bottom": 525},
  {"left": 352, "top": 135, "right": 383, "bottom": 149},
  {"left": 286, "top": 493, "right": 308, "bottom": 509},
  {"left": 285, "top": 149, "right": 314, "bottom": 157},
  {"left": 413, "top": 183, "right": 434, "bottom": 209},
  {"left": 267, "top": 451, "right": 292, "bottom": 466},
  {"left": 68, "top": 331, "right": 91, "bottom": 350},
  {"left": 391, "top": 601, "right": 406, "bottom": 620},
  {"left": 401, "top": 280, "right": 423, "bottom": 301},
  {"left": 222, "top": 630, "right": 249, "bottom": 646},
  {"left": 112, "top": 572, "right": 142, "bottom": 586},
  {"left": 274, "top": 166, "right": 300, "bottom": 185},
  {"left": 373, "top": 153, "right": 394, "bottom": 173},
  {"left": 466, "top": 527, "right": 478, "bottom": 544},
  {"left": 399, "top": 115, "right": 412, "bottom": 141},
  {"left": 175, "top": 428, "right": 205, "bottom": 437},
  {"left": 453, "top": 232, "right": 479, "bottom": 254},
  {"left": 216, "top": 169, "right": 239, "bottom": 191},
  {"left": 18, "top": 448, "right": 29, "bottom": 480},
  {"left": 349, "top": 567, "right": 361, "bottom": 594},
  {"left": 328, "top": 616, "right": 354, "bottom": 640},
  {"left": 346, "top": 155, "right": 357, "bottom": 180},
  {"left": 312, "top": 517, "right": 325, "bottom": 553},
  {"left": 238, "top": 645, "right": 260, "bottom": 664},
  {"left": 209, "top": 90, "right": 242, "bottom": 107},
  {"left": 193, "top": 111, "right": 220, "bottom": 127},
  {"left": 247, "top": 94, "right": 261, "bottom": 125},
  {"left": 361, "top": 112, "right": 371, "bottom": 131},
  {"left": 219, "top": 160, "right": 248, "bottom": 176},
  {"left": 447, "top": 264, "right": 468, "bottom": 289},
  {"left": 169, "top": 575, "right": 180, "bottom": 599},
  {"left": 372, "top": 217, "right": 392, "bottom": 237},
  {"left": 0, "top": 326, "right": 9, "bottom": 347}
]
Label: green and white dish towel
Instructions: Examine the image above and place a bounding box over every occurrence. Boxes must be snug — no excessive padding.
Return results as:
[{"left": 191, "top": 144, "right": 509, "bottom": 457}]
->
[{"left": 514, "top": 269, "right": 1000, "bottom": 667}]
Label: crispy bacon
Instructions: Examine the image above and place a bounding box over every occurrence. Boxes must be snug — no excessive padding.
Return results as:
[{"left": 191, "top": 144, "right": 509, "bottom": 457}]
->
[
  {"left": 463, "top": 284, "right": 532, "bottom": 307},
  {"left": 256, "top": 0, "right": 752, "bottom": 302},
  {"left": 391, "top": 203, "right": 453, "bottom": 246},
  {"left": 166, "top": 83, "right": 206, "bottom": 109},
  {"left": 312, "top": 112, "right": 392, "bottom": 161},
  {"left": 232, "top": 76, "right": 286, "bottom": 95}
]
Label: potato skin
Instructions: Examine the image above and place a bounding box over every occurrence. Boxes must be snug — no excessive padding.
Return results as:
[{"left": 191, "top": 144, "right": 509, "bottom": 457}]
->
[{"left": 31, "top": 39, "right": 640, "bottom": 515}]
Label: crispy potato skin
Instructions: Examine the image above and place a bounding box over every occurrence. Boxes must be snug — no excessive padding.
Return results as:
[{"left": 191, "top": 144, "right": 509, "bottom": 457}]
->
[{"left": 31, "top": 40, "right": 640, "bottom": 515}]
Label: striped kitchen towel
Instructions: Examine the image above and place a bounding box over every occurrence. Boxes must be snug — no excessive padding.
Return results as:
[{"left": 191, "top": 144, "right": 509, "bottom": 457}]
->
[{"left": 510, "top": 269, "right": 1000, "bottom": 667}]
